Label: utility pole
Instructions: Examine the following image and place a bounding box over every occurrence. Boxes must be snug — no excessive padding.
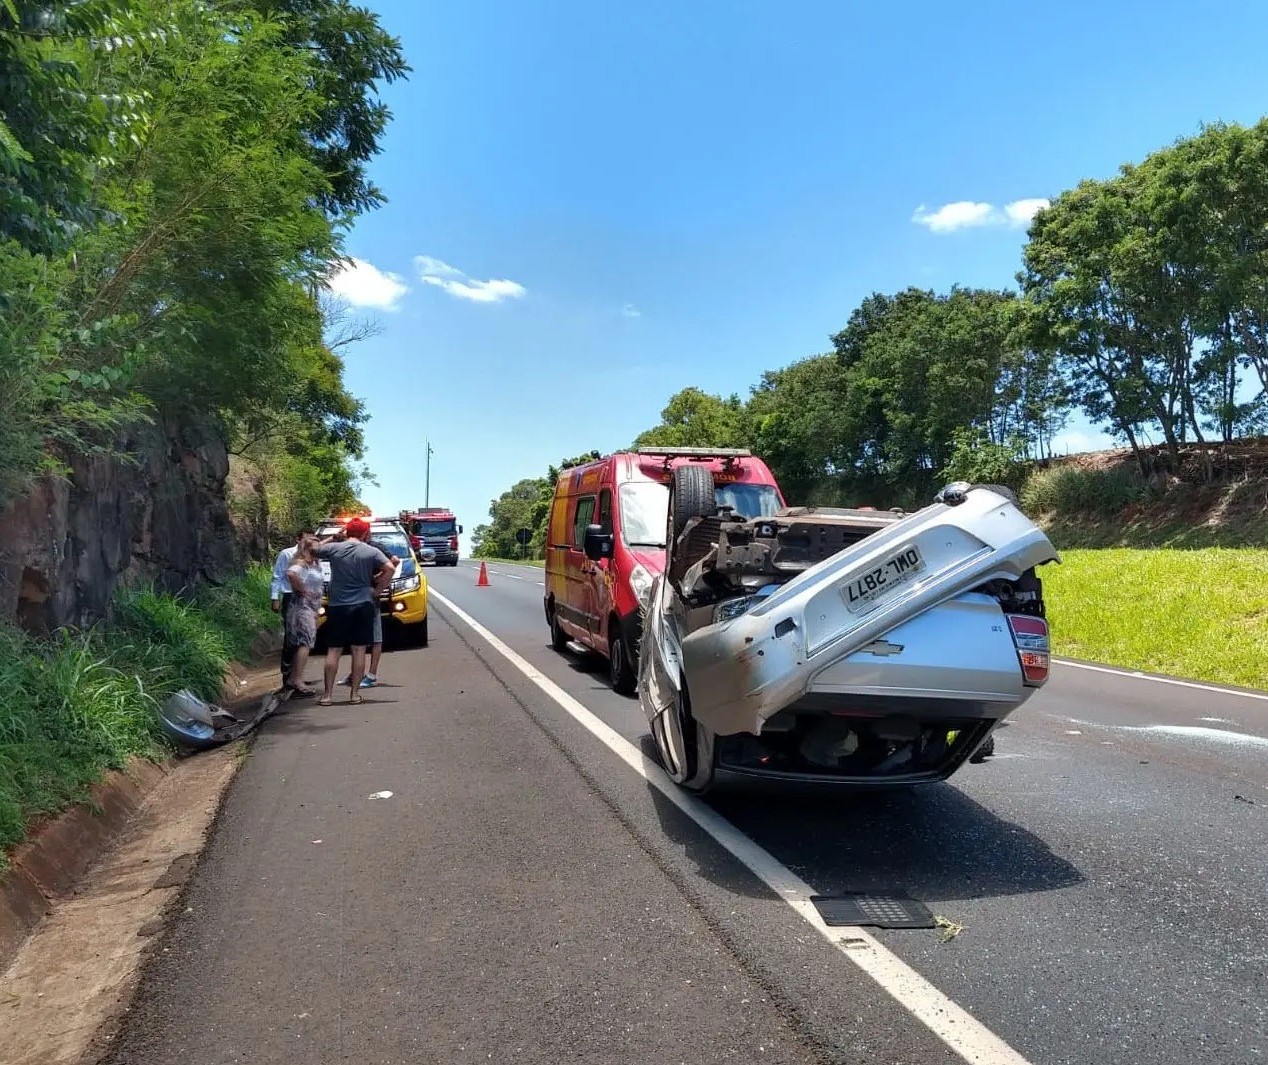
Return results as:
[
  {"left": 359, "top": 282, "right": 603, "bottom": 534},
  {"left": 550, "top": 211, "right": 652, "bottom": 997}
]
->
[{"left": 425, "top": 440, "right": 434, "bottom": 507}]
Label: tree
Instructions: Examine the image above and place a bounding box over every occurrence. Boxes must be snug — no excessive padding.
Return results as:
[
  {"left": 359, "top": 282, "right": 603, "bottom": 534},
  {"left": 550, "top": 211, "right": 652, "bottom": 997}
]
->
[
  {"left": 0, "top": 0, "right": 405, "bottom": 532},
  {"left": 229, "top": 0, "right": 410, "bottom": 217},
  {"left": 1020, "top": 123, "right": 1268, "bottom": 468},
  {"left": 830, "top": 287, "right": 1025, "bottom": 499},
  {"left": 633, "top": 388, "right": 753, "bottom": 450},
  {"left": 472, "top": 478, "right": 548, "bottom": 559},
  {"left": 749, "top": 354, "right": 855, "bottom": 503},
  {"left": 0, "top": 1, "right": 156, "bottom": 254}
]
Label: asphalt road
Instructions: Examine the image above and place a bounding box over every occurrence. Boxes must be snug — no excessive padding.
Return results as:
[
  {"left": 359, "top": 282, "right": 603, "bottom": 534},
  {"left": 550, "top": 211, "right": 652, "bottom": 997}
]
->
[{"left": 104, "top": 561, "right": 1267, "bottom": 1065}]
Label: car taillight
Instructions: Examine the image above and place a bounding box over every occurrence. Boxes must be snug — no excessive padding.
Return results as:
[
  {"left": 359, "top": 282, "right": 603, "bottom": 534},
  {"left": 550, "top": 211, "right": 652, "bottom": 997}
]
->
[
  {"left": 1007, "top": 615, "right": 1050, "bottom": 686},
  {"left": 448, "top": 536, "right": 458, "bottom": 550}
]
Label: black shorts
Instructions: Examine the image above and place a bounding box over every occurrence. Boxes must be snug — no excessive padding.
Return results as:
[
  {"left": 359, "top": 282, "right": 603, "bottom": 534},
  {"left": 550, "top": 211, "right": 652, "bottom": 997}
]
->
[{"left": 324, "top": 601, "right": 377, "bottom": 649}]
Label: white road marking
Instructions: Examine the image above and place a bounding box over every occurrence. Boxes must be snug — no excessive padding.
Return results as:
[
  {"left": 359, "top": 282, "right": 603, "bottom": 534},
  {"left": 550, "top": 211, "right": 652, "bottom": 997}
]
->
[
  {"left": 1056, "top": 659, "right": 1268, "bottom": 702},
  {"left": 431, "top": 589, "right": 1034, "bottom": 1065},
  {"left": 459, "top": 561, "right": 545, "bottom": 586}
]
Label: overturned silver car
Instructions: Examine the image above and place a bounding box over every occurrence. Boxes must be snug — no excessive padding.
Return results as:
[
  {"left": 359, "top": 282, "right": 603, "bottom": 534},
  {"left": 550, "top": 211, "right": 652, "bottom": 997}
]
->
[{"left": 638, "top": 467, "right": 1060, "bottom": 792}]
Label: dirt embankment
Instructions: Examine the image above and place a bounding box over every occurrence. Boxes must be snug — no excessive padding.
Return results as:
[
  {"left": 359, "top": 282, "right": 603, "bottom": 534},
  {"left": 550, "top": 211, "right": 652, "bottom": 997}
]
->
[{"left": 1029, "top": 437, "right": 1268, "bottom": 549}]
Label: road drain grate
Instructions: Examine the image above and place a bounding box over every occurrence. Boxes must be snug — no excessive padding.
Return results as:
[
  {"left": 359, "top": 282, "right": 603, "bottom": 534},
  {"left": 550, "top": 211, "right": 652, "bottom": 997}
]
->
[{"left": 810, "top": 892, "right": 935, "bottom": 929}]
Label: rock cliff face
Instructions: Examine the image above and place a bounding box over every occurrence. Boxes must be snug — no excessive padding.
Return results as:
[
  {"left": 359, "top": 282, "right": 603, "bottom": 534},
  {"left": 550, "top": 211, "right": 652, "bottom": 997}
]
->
[{"left": 0, "top": 419, "right": 239, "bottom": 633}]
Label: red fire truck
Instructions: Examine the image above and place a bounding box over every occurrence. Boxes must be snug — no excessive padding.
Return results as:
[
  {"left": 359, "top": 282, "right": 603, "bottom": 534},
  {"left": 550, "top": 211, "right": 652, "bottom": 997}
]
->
[{"left": 399, "top": 507, "right": 463, "bottom": 566}]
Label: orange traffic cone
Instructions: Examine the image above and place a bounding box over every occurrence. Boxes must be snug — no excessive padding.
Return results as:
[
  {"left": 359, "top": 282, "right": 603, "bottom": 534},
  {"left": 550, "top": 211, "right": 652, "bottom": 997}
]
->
[{"left": 477, "top": 561, "right": 490, "bottom": 587}]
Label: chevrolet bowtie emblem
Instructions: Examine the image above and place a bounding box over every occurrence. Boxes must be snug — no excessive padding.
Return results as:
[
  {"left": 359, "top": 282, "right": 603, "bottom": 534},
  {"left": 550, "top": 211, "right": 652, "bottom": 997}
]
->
[{"left": 862, "top": 639, "right": 904, "bottom": 657}]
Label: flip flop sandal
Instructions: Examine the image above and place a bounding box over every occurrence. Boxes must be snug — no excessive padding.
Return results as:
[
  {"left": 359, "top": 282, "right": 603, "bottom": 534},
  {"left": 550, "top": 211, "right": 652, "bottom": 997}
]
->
[
  {"left": 292, "top": 686, "right": 317, "bottom": 697},
  {"left": 349, "top": 695, "right": 364, "bottom": 705},
  {"left": 318, "top": 696, "right": 333, "bottom": 706}
]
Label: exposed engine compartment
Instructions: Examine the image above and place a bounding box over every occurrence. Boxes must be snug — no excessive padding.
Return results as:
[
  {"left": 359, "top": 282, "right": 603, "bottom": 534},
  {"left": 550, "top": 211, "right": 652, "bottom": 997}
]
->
[{"left": 669, "top": 499, "right": 1046, "bottom": 626}]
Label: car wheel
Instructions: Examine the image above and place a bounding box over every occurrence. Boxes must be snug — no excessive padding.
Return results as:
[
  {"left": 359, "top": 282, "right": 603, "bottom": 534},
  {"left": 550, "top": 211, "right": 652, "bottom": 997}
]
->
[
  {"left": 670, "top": 464, "right": 717, "bottom": 540},
  {"left": 608, "top": 627, "right": 636, "bottom": 696},
  {"left": 417, "top": 616, "right": 429, "bottom": 647},
  {"left": 549, "top": 603, "right": 568, "bottom": 651},
  {"left": 654, "top": 683, "right": 714, "bottom": 792}
]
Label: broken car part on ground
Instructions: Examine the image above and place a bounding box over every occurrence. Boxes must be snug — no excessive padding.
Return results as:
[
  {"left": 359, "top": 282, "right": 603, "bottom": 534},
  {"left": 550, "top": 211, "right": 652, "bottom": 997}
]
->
[{"left": 621, "top": 464, "right": 1059, "bottom": 792}]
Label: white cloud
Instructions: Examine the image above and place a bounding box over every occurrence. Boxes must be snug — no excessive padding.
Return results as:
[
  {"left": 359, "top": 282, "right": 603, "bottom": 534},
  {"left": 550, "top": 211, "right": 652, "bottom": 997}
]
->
[
  {"left": 912, "top": 201, "right": 996, "bottom": 233},
  {"left": 1003, "top": 198, "right": 1049, "bottom": 225},
  {"left": 324, "top": 257, "right": 409, "bottom": 311},
  {"left": 621, "top": 303, "right": 641, "bottom": 319},
  {"left": 912, "top": 197, "right": 1050, "bottom": 233},
  {"left": 414, "top": 255, "right": 526, "bottom": 304}
]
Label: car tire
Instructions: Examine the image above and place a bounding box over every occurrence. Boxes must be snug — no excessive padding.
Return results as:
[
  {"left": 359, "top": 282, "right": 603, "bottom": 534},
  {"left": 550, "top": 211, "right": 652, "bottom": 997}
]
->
[
  {"left": 549, "top": 603, "right": 568, "bottom": 651},
  {"left": 418, "top": 616, "right": 429, "bottom": 647},
  {"left": 608, "top": 625, "right": 636, "bottom": 696},
  {"left": 670, "top": 464, "right": 716, "bottom": 539},
  {"left": 654, "top": 682, "right": 714, "bottom": 793}
]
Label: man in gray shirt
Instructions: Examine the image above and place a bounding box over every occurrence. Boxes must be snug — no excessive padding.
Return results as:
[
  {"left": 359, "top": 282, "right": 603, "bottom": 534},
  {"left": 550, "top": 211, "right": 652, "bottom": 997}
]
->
[{"left": 314, "top": 517, "right": 396, "bottom": 704}]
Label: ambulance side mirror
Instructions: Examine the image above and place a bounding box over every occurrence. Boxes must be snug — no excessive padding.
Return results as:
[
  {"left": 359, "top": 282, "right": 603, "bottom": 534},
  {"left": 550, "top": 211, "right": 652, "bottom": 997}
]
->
[{"left": 583, "top": 524, "right": 613, "bottom": 562}]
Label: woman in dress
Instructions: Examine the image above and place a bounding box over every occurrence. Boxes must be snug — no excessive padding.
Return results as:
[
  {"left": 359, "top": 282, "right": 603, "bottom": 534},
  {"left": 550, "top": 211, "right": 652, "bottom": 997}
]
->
[{"left": 284, "top": 535, "right": 325, "bottom": 695}]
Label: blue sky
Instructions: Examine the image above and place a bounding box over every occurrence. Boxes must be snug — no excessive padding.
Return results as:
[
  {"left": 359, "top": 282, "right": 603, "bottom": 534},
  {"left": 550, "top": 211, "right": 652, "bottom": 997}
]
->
[{"left": 327, "top": 0, "right": 1268, "bottom": 547}]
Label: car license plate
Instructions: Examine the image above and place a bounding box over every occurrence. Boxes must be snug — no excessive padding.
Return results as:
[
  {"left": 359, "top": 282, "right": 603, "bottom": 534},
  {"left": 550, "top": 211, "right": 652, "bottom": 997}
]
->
[{"left": 842, "top": 545, "right": 924, "bottom": 614}]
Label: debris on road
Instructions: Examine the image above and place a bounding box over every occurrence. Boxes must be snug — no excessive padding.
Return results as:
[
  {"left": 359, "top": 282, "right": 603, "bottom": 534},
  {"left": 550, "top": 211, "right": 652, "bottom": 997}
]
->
[
  {"left": 157, "top": 688, "right": 284, "bottom": 751},
  {"left": 933, "top": 916, "right": 965, "bottom": 943},
  {"left": 368, "top": 790, "right": 394, "bottom": 800}
]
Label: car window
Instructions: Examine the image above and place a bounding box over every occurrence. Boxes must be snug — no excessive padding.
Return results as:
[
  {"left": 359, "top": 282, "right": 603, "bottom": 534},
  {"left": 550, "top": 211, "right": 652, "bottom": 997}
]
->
[
  {"left": 572, "top": 496, "right": 595, "bottom": 547},
  {"left": 597, "top": 489, "right": 613, "bottom": 535},
  {"left": 415, "top": 519, "right": 454, "bottom": 536},
  {"left": 369, "top": 530, "right": 411, "bottom": 557}
]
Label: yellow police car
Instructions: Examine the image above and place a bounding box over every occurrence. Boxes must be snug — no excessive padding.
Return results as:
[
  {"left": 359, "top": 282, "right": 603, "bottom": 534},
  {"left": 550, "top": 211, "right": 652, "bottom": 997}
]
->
[{"left": 314, "top": 517, "right": 430, "bottom": 646}]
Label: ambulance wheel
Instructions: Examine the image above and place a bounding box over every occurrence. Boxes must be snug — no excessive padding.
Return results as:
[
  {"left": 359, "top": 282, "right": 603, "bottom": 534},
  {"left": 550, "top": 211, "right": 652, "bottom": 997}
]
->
[
  {"left": 608, "top": 623, "right": 636, "bottom": 696},
  {"left": 549, "top": 602, "right": 568, "bottom": 651}
]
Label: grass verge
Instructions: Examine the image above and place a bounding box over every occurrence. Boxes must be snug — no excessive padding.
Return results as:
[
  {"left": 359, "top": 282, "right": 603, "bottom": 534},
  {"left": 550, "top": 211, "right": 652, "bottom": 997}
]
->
[
  {"left": 473, "top": 557, "right": 545, "bottom": 568},
  {"left": 0, "top": 565, "right": 274, "bottom": 866},
  {"left": 1043, "top": 549, "right": 1268, "bottom": 690}
]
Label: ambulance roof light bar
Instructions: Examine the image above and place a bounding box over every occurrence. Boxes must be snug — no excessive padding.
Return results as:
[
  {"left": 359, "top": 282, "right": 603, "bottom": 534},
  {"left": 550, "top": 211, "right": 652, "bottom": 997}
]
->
[{"left": 636, "top": 446, "right": 751, "bottom": 470}]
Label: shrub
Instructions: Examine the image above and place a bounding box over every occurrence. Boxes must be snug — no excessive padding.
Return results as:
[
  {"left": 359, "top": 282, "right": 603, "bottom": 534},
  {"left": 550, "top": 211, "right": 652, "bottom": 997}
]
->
[
  {"left": 0, "top": 626, "right": 166, "bottom": 860},
  {"left": 941, "top": 428, "right": 1032, "bottom": 491},
  {"left": 0, "top": 565, "right": 276, "bottom": 866},
  {"left": 1020, "top": 463, "right": 1149, "bottom": 514}
]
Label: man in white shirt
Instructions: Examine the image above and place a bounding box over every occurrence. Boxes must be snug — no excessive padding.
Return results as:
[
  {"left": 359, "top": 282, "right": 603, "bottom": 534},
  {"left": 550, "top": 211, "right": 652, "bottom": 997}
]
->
[{"left": 270, "top": 528, "right": 312, "bottom": 687}]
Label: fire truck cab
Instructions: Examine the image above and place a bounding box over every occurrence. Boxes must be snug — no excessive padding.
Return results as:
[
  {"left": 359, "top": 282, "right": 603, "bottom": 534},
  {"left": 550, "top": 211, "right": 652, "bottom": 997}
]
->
[{"left": 401, "top": 507, "right": 463, "bottom": 566}]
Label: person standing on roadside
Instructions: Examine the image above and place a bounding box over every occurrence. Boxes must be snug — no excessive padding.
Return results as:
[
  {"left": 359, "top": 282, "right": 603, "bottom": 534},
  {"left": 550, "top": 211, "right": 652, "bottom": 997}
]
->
[
  {"left": 270, "top": 528, "right": 312, "bottom": 688},
  {"left": 314, "top": 517, "right": 395, "bottom": 705},
  {"left": 339, "top": 535, "right": 400, "bottom": 690},
  {"left": 282, "top": 536, "right": 324, "bottom": 696}
]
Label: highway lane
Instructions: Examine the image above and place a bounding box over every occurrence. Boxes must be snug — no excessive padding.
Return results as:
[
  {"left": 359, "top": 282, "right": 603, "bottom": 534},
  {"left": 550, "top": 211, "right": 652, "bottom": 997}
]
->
[
  {"left": 433, "top": 560, "right": 1268, "bottom": 1065},
  {"left": 108, "top": 601, "right": 934, "bottom": 1064}
]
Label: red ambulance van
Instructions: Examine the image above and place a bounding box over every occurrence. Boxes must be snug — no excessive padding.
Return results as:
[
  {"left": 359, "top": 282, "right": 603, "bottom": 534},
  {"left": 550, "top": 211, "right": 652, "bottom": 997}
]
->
[{"left": 543, "top": 447, "right": 784, "bottom": 693}]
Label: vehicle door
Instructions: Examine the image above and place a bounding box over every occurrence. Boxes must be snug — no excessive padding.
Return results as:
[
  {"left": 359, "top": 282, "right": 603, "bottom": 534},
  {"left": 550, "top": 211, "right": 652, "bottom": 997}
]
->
[
  {"left": 565, "top": 494, "right": 597, "bottom": 643},
  {"left": 587, "top": 488, "right": 616, "bottom": 648}
]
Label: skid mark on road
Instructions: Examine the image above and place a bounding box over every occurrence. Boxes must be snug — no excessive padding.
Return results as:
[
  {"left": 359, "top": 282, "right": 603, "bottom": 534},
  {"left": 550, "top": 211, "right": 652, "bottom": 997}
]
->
[{"left": 431, "top": 589, "right": 1035, "bottom": 1065}]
